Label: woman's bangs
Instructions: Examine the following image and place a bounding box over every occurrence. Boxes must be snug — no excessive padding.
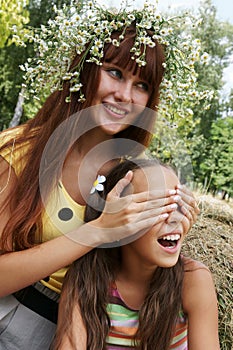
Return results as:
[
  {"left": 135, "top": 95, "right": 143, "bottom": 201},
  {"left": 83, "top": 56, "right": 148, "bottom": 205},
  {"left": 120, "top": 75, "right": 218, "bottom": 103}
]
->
[
  {"left": 103, "top": 35, "right": 160, "bottom": 89},
  {"left": 104, "top": 35, "right": 138, "bottom": 72}
]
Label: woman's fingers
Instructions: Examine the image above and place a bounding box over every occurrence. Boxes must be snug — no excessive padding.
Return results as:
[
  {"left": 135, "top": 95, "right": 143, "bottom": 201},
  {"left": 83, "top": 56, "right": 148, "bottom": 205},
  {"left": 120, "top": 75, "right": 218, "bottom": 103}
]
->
[
  {"left": 176, "top": 184, "right": 200, "bottom": 224},
  {"left": 177, "top": 185, "right": 199, "bottom": 212},
  {"left": 141, "top": 195, "right": 181, "bottom": 210},
  {"left": 132, "top": 188, "right": 177, "bottom": 202},
  {"left": 108, "top": 170, "right": 133, "bottom": 198},
  {"left": 104, "top": 190, "right": 180, "bottom": 216},
  {"left": 179, "top": 205, "right": 194, "bottom": 228},
  {"left": 99, "top": 196, "right": 179, "bottom": 230},
  {"left": 128, "top": 202, "right": 178, "bottom": 223}
]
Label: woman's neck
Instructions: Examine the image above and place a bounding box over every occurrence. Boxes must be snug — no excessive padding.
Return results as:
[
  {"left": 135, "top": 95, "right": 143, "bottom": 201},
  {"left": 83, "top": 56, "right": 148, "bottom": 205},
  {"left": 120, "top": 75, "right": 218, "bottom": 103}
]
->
[
  {"left": 73, "top": 126, "right": 113, "bottom": 158},
  {"left": 61, "top": 127, "right": 119, "bottom": 205}
]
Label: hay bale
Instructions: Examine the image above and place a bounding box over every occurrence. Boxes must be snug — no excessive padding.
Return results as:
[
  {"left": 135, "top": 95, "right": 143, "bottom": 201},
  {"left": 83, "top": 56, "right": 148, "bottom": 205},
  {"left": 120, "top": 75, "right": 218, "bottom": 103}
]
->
[{"left": 182, "top": 195, "right": 233, "bottom": 350}]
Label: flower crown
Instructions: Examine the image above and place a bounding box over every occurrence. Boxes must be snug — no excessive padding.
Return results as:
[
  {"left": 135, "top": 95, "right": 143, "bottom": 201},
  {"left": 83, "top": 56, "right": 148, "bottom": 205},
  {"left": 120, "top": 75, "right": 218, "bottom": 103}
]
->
[{"left": 17, "top": 0, "right": 213, "bottom": 117}]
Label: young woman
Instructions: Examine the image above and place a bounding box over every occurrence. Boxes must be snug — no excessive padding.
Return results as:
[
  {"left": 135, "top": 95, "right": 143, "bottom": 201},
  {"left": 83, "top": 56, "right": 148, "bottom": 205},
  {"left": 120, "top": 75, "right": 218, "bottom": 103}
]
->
[
  {"left": 54, "top": 159, "right": 219, "bottom": 350},
  {"left": 0, "top": 2, "right": 199, "bottom": 349}
]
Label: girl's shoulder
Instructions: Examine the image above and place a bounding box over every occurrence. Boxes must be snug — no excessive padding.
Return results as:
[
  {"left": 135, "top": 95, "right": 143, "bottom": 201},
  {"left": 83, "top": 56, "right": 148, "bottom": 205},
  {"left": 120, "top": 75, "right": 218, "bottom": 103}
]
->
[
  {"left": 181, "top": 255, "right": 210, "bottom": 273},
  {"left": 181, "top": 256, "right": 216, "bottom": 314}
]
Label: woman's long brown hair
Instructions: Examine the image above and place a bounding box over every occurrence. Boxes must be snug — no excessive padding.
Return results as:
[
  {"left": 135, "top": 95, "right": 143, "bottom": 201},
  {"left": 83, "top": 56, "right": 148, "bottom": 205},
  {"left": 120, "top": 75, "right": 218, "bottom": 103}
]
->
[
  {"left": 53, "top": 159, "right": 184, "bottom": 350},
  {"left": 0, "top": 23, "right": 165, "bottom": 252}
]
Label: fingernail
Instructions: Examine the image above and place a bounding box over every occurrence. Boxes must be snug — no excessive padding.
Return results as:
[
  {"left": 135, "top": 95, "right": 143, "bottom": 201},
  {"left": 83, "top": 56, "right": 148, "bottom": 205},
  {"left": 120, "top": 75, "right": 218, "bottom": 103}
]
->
[
  {"left": 173, "top": 195, "right": 181, "bottom": 201},
  {"left": 161, "top": 213, "right": 169, "bottom": 218},
  {"left": 170, "top": 203, "right": 178, "bottom": 209},
  {"left": 168, "top": 190, "right": 176, "bottom": 195},
  {"left": 125, "top": 170, "right": 133, "bottom": 178}
]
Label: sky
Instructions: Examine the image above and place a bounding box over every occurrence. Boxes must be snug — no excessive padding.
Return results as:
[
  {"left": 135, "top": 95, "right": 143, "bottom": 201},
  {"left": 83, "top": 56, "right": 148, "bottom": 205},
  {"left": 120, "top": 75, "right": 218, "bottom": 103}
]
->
[
  {"left": 99, "top": 0, "right": 233, "bottom": 96},
  {"left": 100, "top": 0, "right": 233, "bottom": 24},
  {"left": 157, "top": 0, "right": 233, "bottom": 24}
]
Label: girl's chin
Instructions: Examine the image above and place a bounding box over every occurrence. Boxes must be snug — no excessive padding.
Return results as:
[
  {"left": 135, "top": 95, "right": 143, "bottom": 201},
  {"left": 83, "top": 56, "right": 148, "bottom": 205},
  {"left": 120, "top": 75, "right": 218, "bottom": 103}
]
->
[{"left": 159, "top": 255, "right": 180, "bottom": 268}]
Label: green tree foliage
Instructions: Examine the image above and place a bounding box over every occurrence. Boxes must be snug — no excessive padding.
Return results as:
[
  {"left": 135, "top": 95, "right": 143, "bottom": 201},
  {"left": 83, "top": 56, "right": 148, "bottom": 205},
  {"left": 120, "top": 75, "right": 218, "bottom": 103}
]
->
[
  {"left": 224, "top": 88, "right": 233, "bottom": 117},
  {"left": 0, "top": 0, "right": 72, "bottom": 130},
  {"left": 191, "top": 0, "right": 233, "bottom": 138},
  {"left": 0, "top": 0, "right": 29, "bottom": 48},
  {"left": 199, "top": 117, "right": 233, "bottom": 198},
  {"left": 0, "top": 44, "right": 28, "bottom": 129},
  {"left": 190, "top": 1, "right": 233, "bottom": 194}
]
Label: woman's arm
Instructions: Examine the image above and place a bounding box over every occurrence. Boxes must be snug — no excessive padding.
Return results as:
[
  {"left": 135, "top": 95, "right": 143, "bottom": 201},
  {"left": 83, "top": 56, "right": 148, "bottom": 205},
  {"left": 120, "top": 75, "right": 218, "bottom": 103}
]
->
[
  {"left": 0, "top": 159, "right": 179, "bottom": 296},
  {"left": 182, "top": 265, "right": 220, "bottom": 350}
]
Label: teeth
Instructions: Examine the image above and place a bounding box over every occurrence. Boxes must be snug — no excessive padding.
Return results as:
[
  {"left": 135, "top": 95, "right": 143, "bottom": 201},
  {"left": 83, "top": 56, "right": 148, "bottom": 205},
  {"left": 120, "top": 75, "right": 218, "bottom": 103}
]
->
[
  {"left": 161, "top": 234, "right": 180, "bottom": 241},
  {"left": 106, "top": 104, "right": 126, "bottom": 115}
]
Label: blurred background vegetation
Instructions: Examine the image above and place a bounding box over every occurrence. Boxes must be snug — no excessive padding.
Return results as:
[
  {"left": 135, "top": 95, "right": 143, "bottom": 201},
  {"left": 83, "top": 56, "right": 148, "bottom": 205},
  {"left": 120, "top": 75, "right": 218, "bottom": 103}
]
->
[{"left": 0, "top": 0, "right": 232, "bottom": 348}]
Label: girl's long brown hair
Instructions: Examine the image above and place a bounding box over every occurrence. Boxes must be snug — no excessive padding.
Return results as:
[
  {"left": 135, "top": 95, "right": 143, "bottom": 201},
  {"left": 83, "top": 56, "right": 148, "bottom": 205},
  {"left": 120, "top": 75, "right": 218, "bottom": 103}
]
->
[
  {"left": 0, "top": 24, "right": 165, "bottom": 252},
  {"left": 53, "top": 159, "right": 184, "bottom": 350}
]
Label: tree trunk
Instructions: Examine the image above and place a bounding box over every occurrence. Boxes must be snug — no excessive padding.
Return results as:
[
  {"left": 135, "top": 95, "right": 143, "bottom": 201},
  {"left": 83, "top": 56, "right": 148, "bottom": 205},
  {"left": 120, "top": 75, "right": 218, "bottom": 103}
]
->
[
  {"left": 9, "top": 86, "right": 25, "bottom": 128},
  {"left": 222, "top": 190, "right": 227, "bottom": 200}
]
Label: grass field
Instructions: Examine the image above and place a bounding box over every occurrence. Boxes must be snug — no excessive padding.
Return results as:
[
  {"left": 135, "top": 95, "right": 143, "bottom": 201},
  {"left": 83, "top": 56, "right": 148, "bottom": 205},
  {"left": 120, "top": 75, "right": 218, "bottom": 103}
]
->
[{"left": 182, "top": 194, "right": 233, "bottom": 350}]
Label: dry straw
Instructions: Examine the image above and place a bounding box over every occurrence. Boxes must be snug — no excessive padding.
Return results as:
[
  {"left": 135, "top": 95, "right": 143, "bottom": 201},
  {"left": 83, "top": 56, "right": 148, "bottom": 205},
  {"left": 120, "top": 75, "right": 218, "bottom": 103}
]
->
[{"left": 182, "top": 195, "right": 233, "bottom": 350}]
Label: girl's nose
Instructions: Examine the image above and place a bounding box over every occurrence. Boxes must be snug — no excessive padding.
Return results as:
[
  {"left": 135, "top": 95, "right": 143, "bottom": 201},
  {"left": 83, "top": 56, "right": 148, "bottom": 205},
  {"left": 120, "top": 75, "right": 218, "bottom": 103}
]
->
[
  {"left": 166, "top": 208, "right": 183, "bottom": 226},
  {"left": 166, "top": 207, "right": 190, "bottom": 233},
  {"left": 115, "top": 81, "right": 133, "bottom": 103}
]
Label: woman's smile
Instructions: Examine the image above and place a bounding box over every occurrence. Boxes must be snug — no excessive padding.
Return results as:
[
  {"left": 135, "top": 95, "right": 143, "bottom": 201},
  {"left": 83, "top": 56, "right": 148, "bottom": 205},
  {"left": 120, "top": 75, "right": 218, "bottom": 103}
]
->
[{"left": 103, "top": 103, "right": 129, "bottom": 118}]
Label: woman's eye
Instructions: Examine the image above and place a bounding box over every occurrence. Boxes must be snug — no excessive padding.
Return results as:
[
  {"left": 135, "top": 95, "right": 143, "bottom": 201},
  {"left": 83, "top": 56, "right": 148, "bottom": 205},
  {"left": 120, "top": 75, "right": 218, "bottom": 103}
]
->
[
  {"left": 108, "top": 69, "right": 122, "bottom": 79},
  {"left": 137, "top": 82, "right": 149, "bottom": 92}
]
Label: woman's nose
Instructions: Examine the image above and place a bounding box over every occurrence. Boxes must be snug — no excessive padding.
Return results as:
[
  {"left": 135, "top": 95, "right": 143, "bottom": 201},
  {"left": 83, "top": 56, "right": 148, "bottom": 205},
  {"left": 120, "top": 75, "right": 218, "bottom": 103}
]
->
[{"left": 115, "top": 81, "right": 133, "bottom": 103}]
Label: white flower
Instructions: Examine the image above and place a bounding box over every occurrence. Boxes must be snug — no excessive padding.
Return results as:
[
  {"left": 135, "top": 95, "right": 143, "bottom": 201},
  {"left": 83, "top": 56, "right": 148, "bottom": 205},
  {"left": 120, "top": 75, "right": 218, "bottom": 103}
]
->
[
  {"left": 128, "top": 14, "right": 135, "bottom": 21},
  {"left": 94, "top": 39, "right": 103, "bottom": 48},
  {"left": 112, "top": 39, "right": 120, "bottom": 47},
  {"left": 90, "top": 175, "right": 106, "bottom": 194},
  {"left": 148, "top": 41, "right": 156, "bottom": 48},
  {"left": 105, "top": 37, "right": 112, "bottom": 43},
  {"left": 201, "top": 52, "right": 210, "bottom": 64},
  {"left": 95, "top": 27, "right": 102, "bottom": 35},
  {"left": 70, "top": 83, "right": 83, "bottom": 92},
  {"left": 62, "top": 73, "right": 73, "bottom": 80}
]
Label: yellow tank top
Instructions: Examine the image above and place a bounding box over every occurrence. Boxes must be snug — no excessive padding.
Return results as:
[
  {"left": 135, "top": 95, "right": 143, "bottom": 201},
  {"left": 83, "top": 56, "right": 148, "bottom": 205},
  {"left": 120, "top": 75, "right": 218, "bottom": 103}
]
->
[{"left": 1, "top": 127, "right": 85, "bottom": 293}]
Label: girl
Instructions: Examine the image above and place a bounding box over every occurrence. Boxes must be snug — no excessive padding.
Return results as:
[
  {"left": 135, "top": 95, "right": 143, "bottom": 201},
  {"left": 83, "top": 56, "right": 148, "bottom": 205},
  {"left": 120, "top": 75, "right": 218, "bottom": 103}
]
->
[
  {"left": 54, "top": 159, "right": 219, "bottom": 350},
  {"left": 0, "top": 2, "right": 199, "bottom": 349}
]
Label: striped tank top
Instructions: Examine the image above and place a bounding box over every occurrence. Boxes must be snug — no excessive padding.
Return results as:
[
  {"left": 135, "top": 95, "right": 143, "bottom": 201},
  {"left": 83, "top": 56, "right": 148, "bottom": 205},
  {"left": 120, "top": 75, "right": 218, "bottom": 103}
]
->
[{"left": 106, "top": 284, "right": 188, "bottom": 350}]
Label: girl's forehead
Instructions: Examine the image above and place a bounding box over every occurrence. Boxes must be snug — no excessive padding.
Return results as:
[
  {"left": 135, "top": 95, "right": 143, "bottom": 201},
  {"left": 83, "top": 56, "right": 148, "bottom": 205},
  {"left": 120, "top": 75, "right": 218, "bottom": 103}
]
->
[{"left": 132, "top": 166, "right": 179, "bottom": 193}]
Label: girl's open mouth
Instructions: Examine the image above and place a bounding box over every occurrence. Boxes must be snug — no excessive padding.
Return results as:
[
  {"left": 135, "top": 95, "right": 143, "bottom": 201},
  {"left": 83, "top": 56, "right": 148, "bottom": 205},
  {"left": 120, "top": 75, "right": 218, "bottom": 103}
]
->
[{"left": 157, "top": 234, "right": 181, "bottom": 249}]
